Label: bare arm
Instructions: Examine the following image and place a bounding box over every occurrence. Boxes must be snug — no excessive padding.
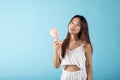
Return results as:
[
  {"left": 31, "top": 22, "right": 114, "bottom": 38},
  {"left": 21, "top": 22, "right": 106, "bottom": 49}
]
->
[
  {"left": 53, "top": 40, "right": 62, "bottom": 69},
  {"left": 85, "top": 43, "right": 93, "bottom": 80}
]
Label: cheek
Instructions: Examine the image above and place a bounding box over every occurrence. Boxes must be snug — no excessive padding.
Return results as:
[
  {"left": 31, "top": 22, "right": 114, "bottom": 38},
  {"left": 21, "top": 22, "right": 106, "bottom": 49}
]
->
[
  {"left": 68, "top": 25, "right": 71, "bottom": 30},
  {"left": 76, "top": 27, "right": 81, "bottom": 32}
]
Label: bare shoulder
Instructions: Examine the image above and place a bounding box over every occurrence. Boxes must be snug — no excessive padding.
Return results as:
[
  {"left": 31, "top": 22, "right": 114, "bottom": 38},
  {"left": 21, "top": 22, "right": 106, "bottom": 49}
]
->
[
  {"left": 80, "top": 40, "right": 86, "bottom": 46},
  {"left": 84, "top": 43, "right": 92, "bottom": 55},
  {"left": 85, "top": 43, "right": 92, "bottom": 49}
]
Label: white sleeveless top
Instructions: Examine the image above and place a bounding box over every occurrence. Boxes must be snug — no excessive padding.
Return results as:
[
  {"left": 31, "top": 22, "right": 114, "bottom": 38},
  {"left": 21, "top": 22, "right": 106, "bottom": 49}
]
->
[{"left": 60, "top": 44, "right": 87, "bottom": 78}]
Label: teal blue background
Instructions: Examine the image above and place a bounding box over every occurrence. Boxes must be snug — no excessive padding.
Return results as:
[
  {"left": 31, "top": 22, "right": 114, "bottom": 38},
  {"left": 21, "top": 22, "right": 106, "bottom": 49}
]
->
[{"left": 0, "top": 0, "right": 120, "bottom": 80}]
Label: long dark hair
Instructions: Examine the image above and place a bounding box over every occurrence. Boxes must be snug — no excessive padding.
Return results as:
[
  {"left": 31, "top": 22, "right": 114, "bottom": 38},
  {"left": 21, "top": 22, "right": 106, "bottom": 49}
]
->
[{"left": 61, "top": 15, "right": 93, "bottom": 58}]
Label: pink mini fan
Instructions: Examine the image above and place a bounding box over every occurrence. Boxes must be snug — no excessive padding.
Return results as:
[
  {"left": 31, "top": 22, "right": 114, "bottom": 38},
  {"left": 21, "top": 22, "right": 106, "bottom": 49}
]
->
[{"left": 50, "top": 28, "right": 59, "bottom": 41}]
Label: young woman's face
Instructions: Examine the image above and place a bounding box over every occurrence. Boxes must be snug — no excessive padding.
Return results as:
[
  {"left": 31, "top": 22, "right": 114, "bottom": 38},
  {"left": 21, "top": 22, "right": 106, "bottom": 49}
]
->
[{"left": 68, "top": 17, "right": 81, "bottom": 35}]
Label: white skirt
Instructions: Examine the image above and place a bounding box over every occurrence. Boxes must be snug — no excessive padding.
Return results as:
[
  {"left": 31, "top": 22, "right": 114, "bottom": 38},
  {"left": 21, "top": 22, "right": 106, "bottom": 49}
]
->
[{"left": 61, "top": 70, "right": 87, "bottom": 80}]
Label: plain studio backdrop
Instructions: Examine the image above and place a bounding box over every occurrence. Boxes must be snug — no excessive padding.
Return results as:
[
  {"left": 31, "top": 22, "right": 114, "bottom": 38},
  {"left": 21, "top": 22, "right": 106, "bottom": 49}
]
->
[{"left": 0, "top": 0, "right": 120, "bottom": 80}]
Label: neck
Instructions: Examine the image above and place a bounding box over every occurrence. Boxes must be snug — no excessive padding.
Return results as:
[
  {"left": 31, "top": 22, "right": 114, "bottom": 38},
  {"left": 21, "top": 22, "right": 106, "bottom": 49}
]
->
[{"left": 70, "top": 34, "right": 79, "bottom": 42}]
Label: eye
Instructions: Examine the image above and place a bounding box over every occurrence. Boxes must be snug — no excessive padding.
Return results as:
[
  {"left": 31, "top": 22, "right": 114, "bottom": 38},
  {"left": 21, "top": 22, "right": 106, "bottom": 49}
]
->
[
  {"left": 75, "top": 22, "right": 80, "bottom": 26},
  {"left": 76, "top": 24, "right": 80, "bottom": 26},
  {"left": 70, "top": 22, "right": 73, "bottom": 24}
]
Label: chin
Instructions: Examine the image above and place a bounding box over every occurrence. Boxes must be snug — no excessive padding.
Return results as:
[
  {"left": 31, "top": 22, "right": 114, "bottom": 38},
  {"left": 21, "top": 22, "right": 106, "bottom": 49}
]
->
[
  {"left": 69, "top": 30, "right": 77, "bottom": 34},
  {"left": 70, "top": 32, "right": 76, "bottom": 35}
]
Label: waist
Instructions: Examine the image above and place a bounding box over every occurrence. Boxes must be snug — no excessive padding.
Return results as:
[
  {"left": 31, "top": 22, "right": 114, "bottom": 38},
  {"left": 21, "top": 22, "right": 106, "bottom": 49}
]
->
[{"left": 64, "top": 65, "right": 80, "bottom": 72}]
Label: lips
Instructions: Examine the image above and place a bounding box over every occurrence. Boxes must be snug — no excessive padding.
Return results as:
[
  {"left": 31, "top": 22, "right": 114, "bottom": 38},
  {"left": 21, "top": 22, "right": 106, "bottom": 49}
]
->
[{"left": 70, "top": 28, "right": 75, "bottom": 31}]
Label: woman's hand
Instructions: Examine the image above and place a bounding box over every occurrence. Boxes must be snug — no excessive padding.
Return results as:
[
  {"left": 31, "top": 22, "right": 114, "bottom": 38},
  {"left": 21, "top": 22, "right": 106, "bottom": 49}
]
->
[
  {"left": 53, "top": 40, "right": 61, "bottom": 51},
  {"left": 53, "top": 40, "right": 62, "bottom": 68}
]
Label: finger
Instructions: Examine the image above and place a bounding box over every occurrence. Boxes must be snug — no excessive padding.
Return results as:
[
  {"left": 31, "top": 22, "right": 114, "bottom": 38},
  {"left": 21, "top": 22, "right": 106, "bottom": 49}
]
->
[{"left": 54, "top": 42, "right": 59, "bottom": 46}]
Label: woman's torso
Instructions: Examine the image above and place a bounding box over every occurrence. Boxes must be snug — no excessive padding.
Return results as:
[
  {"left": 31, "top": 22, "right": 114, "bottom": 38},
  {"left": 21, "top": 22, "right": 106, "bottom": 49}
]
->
[{"left": 61, "top": 40, "right": 86, "bottom": 72}]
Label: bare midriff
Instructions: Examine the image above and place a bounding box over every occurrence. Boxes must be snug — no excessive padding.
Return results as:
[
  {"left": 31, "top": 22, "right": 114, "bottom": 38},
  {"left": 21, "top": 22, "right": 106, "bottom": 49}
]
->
[{"left": 64, "top": 65, "right": 80, "bottom": 72}]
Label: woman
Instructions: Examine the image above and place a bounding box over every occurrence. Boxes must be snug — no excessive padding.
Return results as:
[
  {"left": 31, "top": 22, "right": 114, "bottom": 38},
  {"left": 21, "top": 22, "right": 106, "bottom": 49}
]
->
[{"left": 53, "top": 15, "right": 93, "bottom": 80}]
